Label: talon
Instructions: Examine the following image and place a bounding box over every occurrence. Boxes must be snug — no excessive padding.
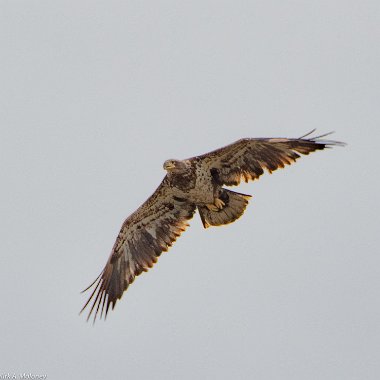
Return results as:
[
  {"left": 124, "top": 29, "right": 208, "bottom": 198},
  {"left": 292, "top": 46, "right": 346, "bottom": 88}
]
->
[
  {"left": 206, "top": 203, "right": 219, "bottom": 211},
  {"left": 214, "top": 198, "right": 225, "bottom": 209},
  {"left": 206, "top": 198, "right": 225, "bottom": 211}
]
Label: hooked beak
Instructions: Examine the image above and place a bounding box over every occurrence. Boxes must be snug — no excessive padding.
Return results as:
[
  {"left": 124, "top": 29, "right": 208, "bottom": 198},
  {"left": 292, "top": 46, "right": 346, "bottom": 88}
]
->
[{"left": 163, "top": 162, "right": 176, "bottom": 171}]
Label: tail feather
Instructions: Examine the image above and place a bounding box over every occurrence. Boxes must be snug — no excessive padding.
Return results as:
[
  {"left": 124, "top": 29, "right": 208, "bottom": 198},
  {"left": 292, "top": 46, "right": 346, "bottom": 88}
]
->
[{"left": 198, "top": 189, "right": 251, "bottom": 228}]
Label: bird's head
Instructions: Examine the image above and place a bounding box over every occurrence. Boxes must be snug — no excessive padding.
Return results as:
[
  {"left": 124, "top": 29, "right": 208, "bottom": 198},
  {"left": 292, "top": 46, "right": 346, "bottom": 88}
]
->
[{"left": 163, "top": 159, "right": 190, "bottom": 174}]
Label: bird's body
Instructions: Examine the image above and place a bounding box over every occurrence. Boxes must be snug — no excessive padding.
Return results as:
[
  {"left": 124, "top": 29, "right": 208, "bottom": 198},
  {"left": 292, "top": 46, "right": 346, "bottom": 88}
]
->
[
  {"left": 165, "top": 158, "right": 219, "bottom": 206},
  {"left": 81, "top": 131, "right": 344, "bottom": 322}
]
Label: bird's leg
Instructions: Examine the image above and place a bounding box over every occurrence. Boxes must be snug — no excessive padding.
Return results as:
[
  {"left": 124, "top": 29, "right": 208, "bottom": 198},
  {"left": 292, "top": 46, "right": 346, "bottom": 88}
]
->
[{"left": 206, "top": 198, "right": 225, "bottom": 211}]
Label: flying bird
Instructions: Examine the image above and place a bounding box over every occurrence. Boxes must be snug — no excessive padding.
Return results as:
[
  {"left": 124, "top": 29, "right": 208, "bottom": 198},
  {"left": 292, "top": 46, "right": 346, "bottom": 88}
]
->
[{"left": 81, "top": 130, "right": 344, "bottom": 322}]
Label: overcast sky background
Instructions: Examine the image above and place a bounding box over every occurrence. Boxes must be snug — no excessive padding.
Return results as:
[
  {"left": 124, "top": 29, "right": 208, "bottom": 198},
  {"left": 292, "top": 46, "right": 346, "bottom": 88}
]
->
[{"left": 1, "top": 1, "right": 379, "bottom": 379}]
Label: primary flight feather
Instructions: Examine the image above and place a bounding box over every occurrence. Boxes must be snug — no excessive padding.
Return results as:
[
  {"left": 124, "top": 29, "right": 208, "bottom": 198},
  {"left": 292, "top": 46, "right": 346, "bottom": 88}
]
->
[{"left": 81, "top": 130, "right": 344, "bottom": 322}]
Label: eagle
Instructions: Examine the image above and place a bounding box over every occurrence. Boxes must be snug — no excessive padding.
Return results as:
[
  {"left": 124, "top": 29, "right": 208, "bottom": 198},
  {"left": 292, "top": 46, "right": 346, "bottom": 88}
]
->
[{"left": 81, "top": 130, "right": 344, "bottom": 322}]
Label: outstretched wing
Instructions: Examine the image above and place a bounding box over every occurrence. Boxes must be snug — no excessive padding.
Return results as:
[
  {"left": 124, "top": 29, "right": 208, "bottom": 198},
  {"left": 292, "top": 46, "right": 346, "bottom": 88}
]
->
[
  {"left": 196, "top": 131, "right": 344, "bottom": 186},
  {"left": 81, "top": 178, "right": 196, "bottom": 322}
]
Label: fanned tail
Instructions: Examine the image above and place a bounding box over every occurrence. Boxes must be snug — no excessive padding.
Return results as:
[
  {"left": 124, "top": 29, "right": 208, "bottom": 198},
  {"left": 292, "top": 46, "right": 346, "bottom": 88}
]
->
[{"left": 198, "top": 189, "right": 251, "bottom": 228}]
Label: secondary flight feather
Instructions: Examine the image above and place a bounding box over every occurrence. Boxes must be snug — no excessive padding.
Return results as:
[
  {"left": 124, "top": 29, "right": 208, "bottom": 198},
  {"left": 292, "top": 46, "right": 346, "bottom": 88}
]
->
[{"left": 81, "top": 130, "right": 344, "bottom": 322}]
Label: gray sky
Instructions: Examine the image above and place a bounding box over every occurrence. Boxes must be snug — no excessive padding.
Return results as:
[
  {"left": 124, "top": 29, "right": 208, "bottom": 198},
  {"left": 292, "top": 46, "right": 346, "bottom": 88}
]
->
[{"left": 1, "top": 1, "right": 379, "bottom": 379}]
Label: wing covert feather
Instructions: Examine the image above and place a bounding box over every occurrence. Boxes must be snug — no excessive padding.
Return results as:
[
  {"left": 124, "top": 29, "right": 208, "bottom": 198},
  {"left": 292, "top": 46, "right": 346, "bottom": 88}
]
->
[{"left": 81, "top": 178, "right": 196, "bottom": 322}]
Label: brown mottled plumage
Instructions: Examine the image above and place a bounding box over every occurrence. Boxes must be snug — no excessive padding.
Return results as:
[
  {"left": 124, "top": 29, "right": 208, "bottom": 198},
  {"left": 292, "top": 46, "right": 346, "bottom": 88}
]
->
[{"left": 81, "top": 130, "right": 344, "bottom": 322}]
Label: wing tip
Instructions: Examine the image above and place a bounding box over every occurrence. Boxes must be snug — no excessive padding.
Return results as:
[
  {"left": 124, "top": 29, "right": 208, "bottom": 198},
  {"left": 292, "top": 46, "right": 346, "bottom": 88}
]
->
[
  {"left": 299, "top": 130, "right": 346, "bottom": 147},
  {"left": 80, "top": 269, "right": 114, "bottom": 323}
]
